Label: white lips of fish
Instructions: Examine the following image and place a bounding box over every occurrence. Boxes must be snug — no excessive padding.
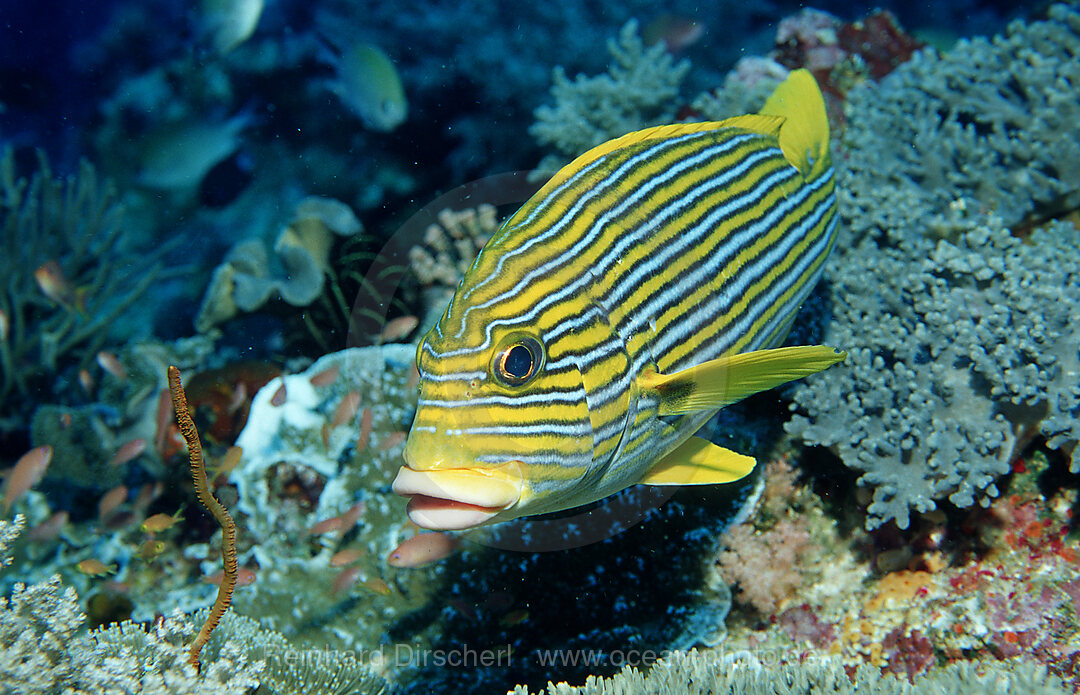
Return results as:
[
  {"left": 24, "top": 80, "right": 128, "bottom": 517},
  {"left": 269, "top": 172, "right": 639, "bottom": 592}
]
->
[{"left": 391, "top": 460, "right": 525, "bottom": 530}]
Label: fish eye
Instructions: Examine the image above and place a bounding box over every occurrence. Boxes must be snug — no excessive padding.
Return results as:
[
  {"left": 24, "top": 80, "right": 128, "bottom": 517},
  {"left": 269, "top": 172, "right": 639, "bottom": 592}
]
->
[{"left": 492, "top": 336, "right": 544, "bottom": 387}]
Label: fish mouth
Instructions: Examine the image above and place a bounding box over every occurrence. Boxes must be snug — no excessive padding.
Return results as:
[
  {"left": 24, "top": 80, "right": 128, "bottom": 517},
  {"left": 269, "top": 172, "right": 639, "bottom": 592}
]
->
[{"left": 392, "top": 462, "right": 524, "bottom": 530}]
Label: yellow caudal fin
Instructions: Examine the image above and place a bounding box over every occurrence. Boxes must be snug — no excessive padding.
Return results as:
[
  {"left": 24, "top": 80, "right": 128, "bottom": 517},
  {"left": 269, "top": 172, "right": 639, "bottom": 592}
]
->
[
  {"left": 639, "top": 436, "right": 755, "bottom": 485},
  {"left": 759, "top": 68, "right": 830, "bottom": 177},
  {"left": 639, "top": 345, "right": 847, "bottom": 416}
]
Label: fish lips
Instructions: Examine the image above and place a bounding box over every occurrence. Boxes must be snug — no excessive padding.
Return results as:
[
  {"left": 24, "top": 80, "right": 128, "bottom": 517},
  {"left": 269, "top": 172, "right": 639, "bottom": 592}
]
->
[{"left": 392, "top": 463, "right": 523, "bottom": 530}]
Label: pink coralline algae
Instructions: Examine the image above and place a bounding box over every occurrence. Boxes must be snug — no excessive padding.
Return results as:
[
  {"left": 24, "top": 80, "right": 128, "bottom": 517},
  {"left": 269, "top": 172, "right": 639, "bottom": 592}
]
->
[{"left": 772, "top": 8, "right": 924, "bottom": 103}]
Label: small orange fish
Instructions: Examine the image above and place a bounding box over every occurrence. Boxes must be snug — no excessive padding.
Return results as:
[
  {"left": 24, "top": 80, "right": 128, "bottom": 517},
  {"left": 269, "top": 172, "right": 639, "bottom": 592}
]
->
[
  {"left": 98, "top": 485, "right": 129, "bottom": 523},
  {"left": 387, "top": 532, "right": 459, "bottom": 568},
  {"left": 330, "top": 547, "right": 366, "bottom": 567},
  {"left": 2, "top": 445, "right": 53, "bottom": 513},
  {"left": 339, "top": 502, "right": 366, "bottom": 531},
  {"left": 270, "top": 382, "right": 288, "bottom": 406},
  {"left": 140, "top": 511, "right": 183, "bottom": 534},
  {"left": 309, "top": 365, "right": 340, "bottom": 387},
  {"left": 26, "top": 511, "right": 69, "bottom": 542},
  {"left": 211, "top": 446, "right": 243, "bottom": 479},
  {"left": 226, "top": 381, "right": 247, "bottom": 415},
  {"left": 332, "top": 391, "right": 362, "bottom": 429},
  {"left": 361, "top": 577, "right": 392, "bottom": 596},
  {"left": 378, "top": 315, "right": 419, "bottom": 343},
  {"left": 308, "top": 502, "right": 366, "bottom": 536},
  {"left": 78, "top": 369, "right": 95, "bottom": 395},
  {"left": 499, "top": 609, "right": 530, "bottom": 627},
  {"left": 76, "top": 558, "right": 117, "bottom": 576},
  {"left": 133, "top": 481, "right": 164, "bottom": 511},
  {"left": 34, "top": 260, "right": 86, "bottom": 313},
  {"left": 332, "top": 566, "right": 361, "bottom": 595},
  {"left": 378, "top": 430, "right": 407, "bottom": 451},
  {"left": 203, "top": 567, "right": 257, "bottom": 586},
  {"left": 643, "top": 15, "right": 706, "bottom": 53},
  {"left": 110, "top": 438, "right": 147, "bottom": 467},
  {"left": 58, "top": 412, "right": 73, "bottom": 429},
  {"left": 356, "top": 408, "right": 373, "bottom": 452},
  {"left": 96, "top": 351, "right": 128, "bottom": 380},
  {"left": 308, "top": 516, "right": 343, "bottom": 536},
  {"left": 135, "top": 539, "right": 166, "bottom": 561}
]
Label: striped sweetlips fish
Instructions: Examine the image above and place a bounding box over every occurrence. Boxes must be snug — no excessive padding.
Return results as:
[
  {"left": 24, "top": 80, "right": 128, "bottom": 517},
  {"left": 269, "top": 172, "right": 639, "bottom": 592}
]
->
[{"left": 393, "top": 69, "right": 846, "bottom": 530}]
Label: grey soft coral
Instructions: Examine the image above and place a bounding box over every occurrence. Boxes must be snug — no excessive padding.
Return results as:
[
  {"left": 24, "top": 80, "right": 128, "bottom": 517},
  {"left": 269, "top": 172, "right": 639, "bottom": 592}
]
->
[{"left": 785, "top": 4, "right": 1080, "bottom": 530}]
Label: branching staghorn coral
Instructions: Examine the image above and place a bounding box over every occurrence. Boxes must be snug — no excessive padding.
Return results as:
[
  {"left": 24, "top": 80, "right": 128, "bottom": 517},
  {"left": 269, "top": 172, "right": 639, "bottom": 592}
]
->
[{"left": 0, "top": 149, "right": 161, "bottom": 422}]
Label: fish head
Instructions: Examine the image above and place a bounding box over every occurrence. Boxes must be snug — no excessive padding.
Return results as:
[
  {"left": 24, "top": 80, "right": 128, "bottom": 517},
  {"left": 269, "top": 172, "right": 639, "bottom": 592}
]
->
[{"left": 395, "top": 319, "right": 598, "bottom": 530}]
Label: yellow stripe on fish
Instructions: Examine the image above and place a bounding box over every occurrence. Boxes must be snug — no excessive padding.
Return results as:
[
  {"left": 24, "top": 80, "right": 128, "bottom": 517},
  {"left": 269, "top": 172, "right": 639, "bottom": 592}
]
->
[{"left": 394, "top": 69, "right": 846, "bottom": 530}]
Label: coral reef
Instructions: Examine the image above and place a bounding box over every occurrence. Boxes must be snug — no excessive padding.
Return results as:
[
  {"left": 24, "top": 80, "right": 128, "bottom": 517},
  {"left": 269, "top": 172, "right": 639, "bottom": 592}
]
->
[
  {"left": 530, "top": 20, "right": 690, "bottom": 168},
  {"left": 1, "top": 483, "right": 387, "bottom": 695},
  {"left": 716, "top": 460, "right": 817, "bottom": 615},
  {"left": 0, "top": 149, "right": 160, "bottom": 425},
  {"left": 406, "top": 204, "right": 500, "bottom": 330},
  {"left": 704, "top": 446, "right": 1080, "bottom": 689},
  {"left": 222, "top": 344, "right": 444, "bottom": 681},
  {"left": 787, "top": 215, "right": 1080, "bottom": 529},
  {"left": 841, "top": 4, "right": 1080, "bottom": 238},
  {"left": 27, "top": 335, "right": 218, "bottom": 491},
  {"left": 511, "top": 650, "right": 1069, "bottom": 695},
  {"left": 691, "top": 8, "right": 924, "bottom": 125},
  {"left": 785, "top": 4, "right": 1080, "bottom": 529},
  {"left": 195, "top": 196, "right": 365, "bottom": 332}
]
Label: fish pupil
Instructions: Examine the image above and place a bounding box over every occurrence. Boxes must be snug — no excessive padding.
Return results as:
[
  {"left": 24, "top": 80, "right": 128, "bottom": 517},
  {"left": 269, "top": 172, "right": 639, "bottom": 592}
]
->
[{"left": 503, "top": 344, "right": 534, "bottom": 379}]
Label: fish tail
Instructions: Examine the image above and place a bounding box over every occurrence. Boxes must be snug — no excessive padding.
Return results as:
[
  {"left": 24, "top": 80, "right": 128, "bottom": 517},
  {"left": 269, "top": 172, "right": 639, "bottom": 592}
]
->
[{"left": 759, "top": 68, "right": 831, "bottom": 179}]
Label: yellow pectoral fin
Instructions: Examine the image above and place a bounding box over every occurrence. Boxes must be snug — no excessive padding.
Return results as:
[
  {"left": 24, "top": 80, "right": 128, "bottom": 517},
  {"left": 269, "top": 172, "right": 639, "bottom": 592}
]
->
[
  {"left": 639, "top": 437, "right": 756, "bottom": 486},
  {"left": 640, "top": 345, "right": 847, "bottom": 416}
]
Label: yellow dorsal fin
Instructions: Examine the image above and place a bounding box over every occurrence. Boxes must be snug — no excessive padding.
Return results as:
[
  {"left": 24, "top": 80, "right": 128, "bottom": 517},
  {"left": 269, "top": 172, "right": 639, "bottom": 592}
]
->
[
  {"left": 639, "top": 436, "right": 755, "bottom": 485},
  {"left": 542, "top": 120, "right": 741, "bottom": 190},
  {"left": 639, "top": 345, "right": 847, "bottom": 416},
  {"left": 759, "top": 68, "right": 830, "bottom": 177},
  {"left": 712, "top": 113, "right": 784, "bottom": 138}
]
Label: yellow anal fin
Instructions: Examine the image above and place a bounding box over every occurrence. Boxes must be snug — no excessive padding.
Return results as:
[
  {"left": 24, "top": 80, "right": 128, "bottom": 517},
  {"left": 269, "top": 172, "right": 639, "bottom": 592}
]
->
[
  {"left": 640, "top": 345, "right": 846, "bottom": 416},
  {"left": 639, "top": 436, "right": 755, "bottom": 486}
]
